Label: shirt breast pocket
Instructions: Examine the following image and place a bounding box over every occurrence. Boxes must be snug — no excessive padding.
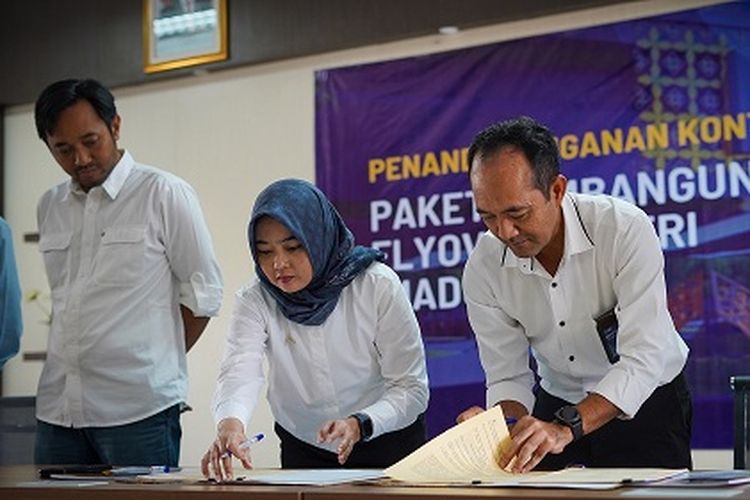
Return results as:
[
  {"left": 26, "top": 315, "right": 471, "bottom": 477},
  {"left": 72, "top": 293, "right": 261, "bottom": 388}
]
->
[
  {"left": 95, "top": 226, "right": 146, "bottom": 286},
  {"left": 38, "top": 232, "right": 73, "bottom": 290}
]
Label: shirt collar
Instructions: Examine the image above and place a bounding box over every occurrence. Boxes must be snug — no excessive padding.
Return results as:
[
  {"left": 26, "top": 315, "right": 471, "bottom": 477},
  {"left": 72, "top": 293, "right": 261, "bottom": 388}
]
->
[
  {"left": 499, "top": 193, "right": 594, "bottom": 272},
  {"left": 65, "top": 149, "right": 133, "bottom": 200},
  {"left": 562, "top": 192, "right": 595, "bottom": 256}
]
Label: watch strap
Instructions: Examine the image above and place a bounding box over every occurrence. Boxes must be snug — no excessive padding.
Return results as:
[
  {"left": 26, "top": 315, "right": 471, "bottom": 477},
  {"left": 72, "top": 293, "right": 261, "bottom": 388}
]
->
[
  {"left": 350, "top": 412, "right": 373, "bottom": 441},
  {"left": 554, "top": 405, "right": 584, "bottom": 441}
]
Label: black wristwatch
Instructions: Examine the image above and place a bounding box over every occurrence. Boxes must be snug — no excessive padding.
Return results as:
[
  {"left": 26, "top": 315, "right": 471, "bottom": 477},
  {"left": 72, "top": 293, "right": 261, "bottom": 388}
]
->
[
  {"left": 554, "top": 405, "right": 584, "bottom": 441},
  {"left": 350, "top": 412, "right": 373, "bottom": 441}
]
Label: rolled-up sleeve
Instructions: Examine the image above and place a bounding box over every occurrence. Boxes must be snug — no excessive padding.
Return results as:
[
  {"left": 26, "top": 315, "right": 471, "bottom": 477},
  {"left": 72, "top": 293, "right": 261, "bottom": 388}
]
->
[
  {"left": 163, "top": 181, "right": 223, "bottom": 317},
  {"left": 593, "top": 212, "right": 688, "bottom": 418}
]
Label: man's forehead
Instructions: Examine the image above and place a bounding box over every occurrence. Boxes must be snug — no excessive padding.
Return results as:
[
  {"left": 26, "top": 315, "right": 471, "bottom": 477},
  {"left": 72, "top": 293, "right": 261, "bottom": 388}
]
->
[{"left": 482, "top": 144, "right": 527, "bottom": 163}]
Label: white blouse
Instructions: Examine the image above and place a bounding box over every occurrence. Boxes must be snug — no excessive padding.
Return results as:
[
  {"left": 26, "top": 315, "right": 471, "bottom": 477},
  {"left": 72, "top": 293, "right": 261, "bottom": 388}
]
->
[{"left": 212, "top": 262, "right": 429, "bottom": 450}]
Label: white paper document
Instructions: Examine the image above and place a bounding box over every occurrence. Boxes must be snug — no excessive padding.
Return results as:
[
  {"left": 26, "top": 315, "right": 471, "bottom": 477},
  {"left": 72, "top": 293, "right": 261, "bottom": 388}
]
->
[
  {"left": 509, "top": 467, "right": 688, "bottom": 489},
  {"left": 384, "top": 405, "right": 686, "bottom": 489},
  {"left": 384, "top": 405, "right": 517, "bottom": 484},
  {"left": 231, "top": 468, "right": 385, "bottom": 485}
]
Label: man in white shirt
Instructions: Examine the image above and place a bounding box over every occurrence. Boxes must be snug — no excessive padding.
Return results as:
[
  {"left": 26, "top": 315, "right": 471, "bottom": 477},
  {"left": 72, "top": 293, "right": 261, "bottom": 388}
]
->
[
  {"left": 33, "top": 79, "right": 223, "bottom": 466},
  {"left": 459, "top": 116, "right": 691, "bottom": 471}
]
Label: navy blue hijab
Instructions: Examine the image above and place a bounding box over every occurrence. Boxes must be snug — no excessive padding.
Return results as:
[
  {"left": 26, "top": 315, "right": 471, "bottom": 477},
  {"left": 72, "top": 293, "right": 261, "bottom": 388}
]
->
[{"left": 248, "top": 179, "right": 384, "bottom": 326}]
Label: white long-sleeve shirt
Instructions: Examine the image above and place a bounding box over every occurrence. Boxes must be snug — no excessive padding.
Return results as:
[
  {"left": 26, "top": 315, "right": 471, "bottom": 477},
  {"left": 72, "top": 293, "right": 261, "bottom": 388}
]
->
[
  {"left": 36, "top": 150, "right": 223, "bottom": 427},
  {"left": 463, "top": 193, "right": 688, "bottom": 418},
  {"left": 212, "top": 262, "right": 428, "bottom": 450}
]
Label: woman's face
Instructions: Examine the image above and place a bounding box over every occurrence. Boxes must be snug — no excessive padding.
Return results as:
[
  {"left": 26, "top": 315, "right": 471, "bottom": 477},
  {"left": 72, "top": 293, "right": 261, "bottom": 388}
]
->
[{"left": 254, "top": 216, "right": 314, "bottom": 293}]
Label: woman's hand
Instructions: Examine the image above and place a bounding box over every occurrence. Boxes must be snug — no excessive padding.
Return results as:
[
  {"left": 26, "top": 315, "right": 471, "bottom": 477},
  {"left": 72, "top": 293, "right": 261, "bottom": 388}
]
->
[
  {"left": 200, "top": 418, "right": 252, "bottom": 481},
  {"left": 317, "top": 417, "right": 362, "bottom": 465}
]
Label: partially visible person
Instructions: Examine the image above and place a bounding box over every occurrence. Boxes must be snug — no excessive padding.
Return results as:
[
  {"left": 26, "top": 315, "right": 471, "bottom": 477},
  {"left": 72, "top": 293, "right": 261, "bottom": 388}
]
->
[
  {"left": 0, "top": 216, "right": 22, "bottom": 369},
  {"left": 33, "top": 78, "right": 223, "bottom": 466},
  {"left": 202, "top": 179, "right": 428, "bottom": 480},
  {"left": 458, "top": 116, "right": 691, "bottom": 472}
]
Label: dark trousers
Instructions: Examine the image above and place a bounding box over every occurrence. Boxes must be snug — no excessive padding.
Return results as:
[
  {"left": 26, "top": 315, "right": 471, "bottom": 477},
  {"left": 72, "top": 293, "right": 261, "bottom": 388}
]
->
[
  {"left": 276, "top": 414, "right": 426, "bottom": 468},
  {"left": 533, "top": 372, "right": 693, "bottom": 470},
  {"left": 35, "top": 404, "right": 182, "bottom": 466}
]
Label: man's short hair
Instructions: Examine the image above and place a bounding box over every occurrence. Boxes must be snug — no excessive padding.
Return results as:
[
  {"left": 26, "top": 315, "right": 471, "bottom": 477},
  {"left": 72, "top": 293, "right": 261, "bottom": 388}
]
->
[
  {"left": 467, "top": 116, "right": 561, "bottom": 198},
  {"left": 34, "top": 79, "right": 117, "bottom": 141}
]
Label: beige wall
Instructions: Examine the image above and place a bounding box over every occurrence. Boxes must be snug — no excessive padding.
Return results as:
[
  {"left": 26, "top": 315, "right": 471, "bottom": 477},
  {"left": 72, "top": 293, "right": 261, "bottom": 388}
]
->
[{"left": 2, "top": 0, "right": 729, "bottom": 469}]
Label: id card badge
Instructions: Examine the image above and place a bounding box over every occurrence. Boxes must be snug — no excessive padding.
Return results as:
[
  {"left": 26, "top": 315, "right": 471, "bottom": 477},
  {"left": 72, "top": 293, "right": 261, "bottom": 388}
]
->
[{"left": 595, "top": 307, "right": 620, "bottom": 364}]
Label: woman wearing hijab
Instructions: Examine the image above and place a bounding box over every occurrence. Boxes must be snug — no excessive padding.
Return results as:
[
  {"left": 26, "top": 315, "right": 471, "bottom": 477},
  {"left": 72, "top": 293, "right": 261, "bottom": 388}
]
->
[{"left": 202, "top": 179, "right": 428, "bottom": 480}]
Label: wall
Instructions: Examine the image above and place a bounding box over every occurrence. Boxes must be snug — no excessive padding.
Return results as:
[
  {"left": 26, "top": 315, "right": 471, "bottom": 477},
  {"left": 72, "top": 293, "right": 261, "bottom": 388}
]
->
[
  {"left": 0, "top": 0, "right": 632, "bottom": 107},
  {"left": 2, "top": 0, "right": 731, "bottom": 469}
]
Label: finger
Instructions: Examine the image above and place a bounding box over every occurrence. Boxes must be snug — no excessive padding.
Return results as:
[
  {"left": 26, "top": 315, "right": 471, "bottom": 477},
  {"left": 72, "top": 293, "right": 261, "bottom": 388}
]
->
[
  {"left": 512, "top": 434, "right": 547, "bottom": 473},
  {"left": 317, "top": 420, "right": 335, "bottom": 442},
  {"left": 498, "top": 440, "right": 520, "bottom": 468},
  {"left": 210, "top": 450, "right": 223, "bottom": 482},
  {"left": 501, "top": 423, "right": 542, "bottom": 470},
  {"left": 235, "top": 446, "right": 253, "bottom": 470},
  {"left": 521, "top": 450, "right": 546, "bottom": 473},
  {"left": 337, "top": 439, "right": 354, "bottom": 465},
  {"left": 221, "top": 453, "right": 234, "bottom": 480},
  {"left": 511, "top": 438, "right": 535, "bottom": 473},
  {"left": 208, "top": 443, "right": 222, "bottom": 481},
  {"left": 520, "top": 441, "right": 551, "bottom": 474},
  {"left": 239, "top": 453, "right": 254, "bottom": 470},
  {"left": 212, "top": 444, "right": 230, "bottom": 482},
  {"left": 523, "top": 436, "right": 557, "bottom": 473},
  {"left": 201, "top": 452, "right": 211, "bottom": 478},
  {"left": 321, "top": 422, "right": 346, "bottom": 444},
  {"left": 498, "top": 430, "right": 524, "bottom": 468}
]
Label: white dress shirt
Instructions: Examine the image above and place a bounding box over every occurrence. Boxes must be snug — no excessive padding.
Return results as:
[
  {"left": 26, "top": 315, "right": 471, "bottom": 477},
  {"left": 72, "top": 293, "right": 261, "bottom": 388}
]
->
[
  {"left": 36, "top": 150, "right": 223, "bottom": 427},
  {"left": 212, "top": 262, "right": 429, "bottom": 451},
  {"left": 463, "top": 193, "right": 688, "bottom": 418}
]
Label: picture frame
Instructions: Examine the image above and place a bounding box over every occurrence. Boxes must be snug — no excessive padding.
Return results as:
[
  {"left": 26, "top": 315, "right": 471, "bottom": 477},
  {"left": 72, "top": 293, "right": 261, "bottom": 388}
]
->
[{"left": 143, "top": 0, "right": 228, "bottom": 74}]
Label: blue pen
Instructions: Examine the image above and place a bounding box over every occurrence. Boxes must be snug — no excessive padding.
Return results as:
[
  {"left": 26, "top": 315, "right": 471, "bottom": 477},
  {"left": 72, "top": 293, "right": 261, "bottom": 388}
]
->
[
  {"left": 505, "top": 417, "right": 518, "bottom": 426},
  {"left": 220, "top": 432, "right": 265, "bottom": 458}
]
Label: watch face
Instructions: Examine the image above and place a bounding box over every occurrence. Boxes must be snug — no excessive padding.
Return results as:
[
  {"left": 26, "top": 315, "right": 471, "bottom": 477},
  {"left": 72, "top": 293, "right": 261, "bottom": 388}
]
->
[
  {"left": 556, "top": 405, "right": 580, "bottom": 424},
  {"left": 561, "top": 406, "right": 577, "bottom": 420},
  {"left": 555, "top": 405, "right": 583, "bottom": 441}
]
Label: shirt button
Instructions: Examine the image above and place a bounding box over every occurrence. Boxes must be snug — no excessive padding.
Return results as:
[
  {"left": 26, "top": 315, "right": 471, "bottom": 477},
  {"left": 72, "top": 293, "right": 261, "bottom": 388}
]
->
[
  {"left": 551, "top": 282, "right": 557, "bottom": 288},
  {"left": 559, "top": 320, "right": 566, "bottom": 327},
  {"left": 569, "top": 355, "right": 575, "bottom": 362}
]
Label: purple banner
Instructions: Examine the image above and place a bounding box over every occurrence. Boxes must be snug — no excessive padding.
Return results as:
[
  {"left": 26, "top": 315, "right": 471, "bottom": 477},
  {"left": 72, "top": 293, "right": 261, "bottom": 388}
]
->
[{"left": 316, "top": 2, "right": 750, "bottom": 447}]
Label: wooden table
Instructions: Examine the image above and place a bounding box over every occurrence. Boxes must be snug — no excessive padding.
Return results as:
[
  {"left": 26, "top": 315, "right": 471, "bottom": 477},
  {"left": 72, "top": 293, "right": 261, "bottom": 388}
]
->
[
  {"left": 0, "top": 465, "right": 300, "bottom": 500},
  {"left": 3, "top": 465, "right": 750, "bottom": 500},
  {"left": 305, "top": 483, "right": 750, "bottom": 500}
]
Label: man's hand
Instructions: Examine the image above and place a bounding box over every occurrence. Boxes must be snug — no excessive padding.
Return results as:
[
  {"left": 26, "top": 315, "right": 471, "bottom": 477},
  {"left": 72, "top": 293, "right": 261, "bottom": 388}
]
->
[
  {"left": 499, "top": 415, "right": 573, "bottom": 473},
  {"left": 201, "top": 418, "right": 252, "bottom": 482},
  {"left": 317, "top": 417, "right": 361, "bottom": 465},
  {"left": 456, "top": 405, "right": 485, "bottom": 424}
]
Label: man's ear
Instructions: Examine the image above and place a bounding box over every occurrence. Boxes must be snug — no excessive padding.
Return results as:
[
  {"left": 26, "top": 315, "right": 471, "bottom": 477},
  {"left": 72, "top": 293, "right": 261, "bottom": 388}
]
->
[
  {"left": 550, "top": 174, "right": 568, "bottom": 203},
  {"left": 110, "top": 114, "right": 122, "bottom": 141}
]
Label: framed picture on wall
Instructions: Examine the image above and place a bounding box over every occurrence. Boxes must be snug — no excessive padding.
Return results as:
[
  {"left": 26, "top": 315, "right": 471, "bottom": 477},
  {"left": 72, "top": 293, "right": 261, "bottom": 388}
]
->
[{"left": 143, "top": 0, "right": 228, "bottom": 73}]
